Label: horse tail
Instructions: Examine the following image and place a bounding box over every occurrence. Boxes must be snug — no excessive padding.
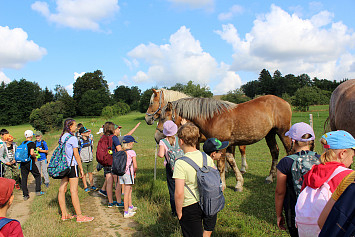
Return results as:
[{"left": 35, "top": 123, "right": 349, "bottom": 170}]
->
[{"left": 323, "top": 116, "right": 331, "bottom": 134}]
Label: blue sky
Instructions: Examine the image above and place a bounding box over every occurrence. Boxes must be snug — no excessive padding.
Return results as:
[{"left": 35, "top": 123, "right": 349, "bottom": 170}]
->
[{"left": 0, "top": 0, "right": 354, "bottom": 95}]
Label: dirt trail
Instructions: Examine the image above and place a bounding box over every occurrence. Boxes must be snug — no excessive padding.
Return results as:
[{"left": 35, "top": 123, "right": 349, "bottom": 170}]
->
[{"left": 7, "top": 148, "right": 143, "bottom": 237}]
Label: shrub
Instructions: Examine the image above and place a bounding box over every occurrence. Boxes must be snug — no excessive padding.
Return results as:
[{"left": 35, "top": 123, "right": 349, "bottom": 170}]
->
[
  {"left": 29, "top": 101, "right": 64, "bottom": 133},
  {"left": 101, "top": 106, "right": 114, "bottom": 119}
]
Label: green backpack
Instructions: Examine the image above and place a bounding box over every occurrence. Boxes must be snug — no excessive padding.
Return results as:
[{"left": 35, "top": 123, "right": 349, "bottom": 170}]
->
[{"left": 289, "top": 150, "right": 321, "bottom": 197}]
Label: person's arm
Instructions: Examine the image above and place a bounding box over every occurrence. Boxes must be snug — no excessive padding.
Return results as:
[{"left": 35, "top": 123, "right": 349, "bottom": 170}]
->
[
  {"left": 275, "top": 169, "right": 287, "bottom": 230},
  {"left": 318, "top": 197, "right": 336, "bottom": 229},
  {"left": 73, "top": 147, "right": 84, "bottom": 178},
  {"left": 38, "top": 141, "right": 48, "bottom": 154},
  {"left": 157, "top": 144, "right": 165, "bottom": 158},
  {"left": 132, "top": 155, "right": 137, "bottom": 177},
  {"left": 175, "top": 179, "right": 185, "bottom": 220},
  {"left": 0, "top": 146, "right": 11, "bottom": 165},
  {"left": 125, "top": 122, "right": 141, "bottom": 136}
]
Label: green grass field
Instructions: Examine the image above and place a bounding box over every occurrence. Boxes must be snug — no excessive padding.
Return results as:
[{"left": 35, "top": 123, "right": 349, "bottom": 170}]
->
[{"left": 2, "top": 106, "right": 330, "bottom": 236}]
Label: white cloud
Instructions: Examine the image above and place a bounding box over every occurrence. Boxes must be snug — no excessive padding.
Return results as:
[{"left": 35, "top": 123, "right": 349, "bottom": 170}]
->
[
  {"left": 31, "top": 0, "right": 119, "bottom": 31},
  {"left": 0, "top": 72, "right": 11, "bottom": 84},
  {"left": 0, "top": 26, "right": 47, "bottom": 69},
  {"left": 127, "top": 26, "right": 242, "bottom": 93},
  {"left": 167, "top": 0, "right": 213, "bottom": 10},
  {"left": 218, "top": 5, "right": 244, "bottom": 21},
  {"left": 216, "top": 4, "right": 355, "bottom": 81},
  {"left": 74, "top": 72, "right": 85, "bottom": 79}
]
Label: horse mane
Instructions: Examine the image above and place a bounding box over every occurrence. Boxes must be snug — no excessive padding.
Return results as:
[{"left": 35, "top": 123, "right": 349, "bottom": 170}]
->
[
  {"left": 149, "top": 88, "right": 190, "bottom": 104},
  {"left": 166, "top": 97, "right": 236, "bottom": 120}
]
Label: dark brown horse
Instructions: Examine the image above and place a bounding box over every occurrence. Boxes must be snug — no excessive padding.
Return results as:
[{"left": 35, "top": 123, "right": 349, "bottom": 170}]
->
[
  {"left": 145, "top": 89, "right": 249, "bottom": 174},
  {"left": 328, "top": 79, "right": 355, "bottom": 137},
  {"left": 156, "top": 95, "right": 292, "bottom": 191}
]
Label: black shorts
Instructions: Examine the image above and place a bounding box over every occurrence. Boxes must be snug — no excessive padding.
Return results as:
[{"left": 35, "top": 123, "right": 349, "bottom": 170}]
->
[
  {"left": 68, "top": 165, "right": 79, "bottom": 178},
  {"left": 179, "top": 202, "right": 217, "bottom": 236},
  {"left": 103, "top": 166, "right": 112, "bottom": 175}
]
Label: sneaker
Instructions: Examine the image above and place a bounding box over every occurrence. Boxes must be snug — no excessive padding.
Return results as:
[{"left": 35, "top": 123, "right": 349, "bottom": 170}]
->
[
  {"left": 23, "top": 196, "right": 30, "bottom": 201},
  {"left": 98, "top": 189, "right": 107, "bottom": 197},
  {"left": 124, "top": 211, "right": 136, "bottom": 218},
  {"left": 116, "top": 201, "right": 124, "bottom": 207},
  {"left": 36, "top": 191, "right": 45, "bottom": 196},
  {"left": 45, "top": 183, "right": 49, "bottom": 188},
  {"left": 91, "top": 186, "right": 99, "bottom": 191},
  {"left": 84, "top": 187, "right": 91, "bottom": 192},
  {"left": 76, "top": 215, "right": 94, "bottom": 223},
  {"left": 129, "top": 206, "right": 138, "bottom": 212},
  {"left": 108, "top": 202, "right": 114, "bottom": 208}
]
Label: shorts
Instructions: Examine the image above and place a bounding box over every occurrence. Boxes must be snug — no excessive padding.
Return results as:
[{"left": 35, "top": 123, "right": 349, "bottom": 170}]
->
[
  {"left": 82, "top": 161, "right": 93, "bottom": 174},
  {"left": 103, "top": 166, "right": 112, "bottom": 175},
  {"left": 119, "top": 173, "right": 134, "bottom": 185},
  {"left": 68, "top": 165, "right": 80, "bottom": 179}
]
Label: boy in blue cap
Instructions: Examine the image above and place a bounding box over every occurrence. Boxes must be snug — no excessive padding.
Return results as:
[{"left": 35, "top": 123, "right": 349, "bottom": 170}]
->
[{"left": 203, "top": 138, "right": 229, "bottom": 161}]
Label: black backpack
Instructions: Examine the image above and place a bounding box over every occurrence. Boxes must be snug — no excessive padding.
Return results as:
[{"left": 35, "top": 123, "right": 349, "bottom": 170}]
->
[
  {"left": 112, "top": 150, "right": 131, "bottom": 176},
  {"left": 319, "top": 181, "right": 355, "bottom": 237}
]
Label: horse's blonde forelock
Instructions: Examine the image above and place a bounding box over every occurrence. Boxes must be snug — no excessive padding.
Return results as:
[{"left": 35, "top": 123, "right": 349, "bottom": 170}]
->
[{"left": 150, "top": 88, "right": 190, "bottom": 104}]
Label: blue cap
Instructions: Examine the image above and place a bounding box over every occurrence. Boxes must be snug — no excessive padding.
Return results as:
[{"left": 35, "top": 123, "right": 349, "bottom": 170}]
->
[
  {"left": 122, "top": 135, "right": 137, "bottom": 143},
  {"left": 203, "top": 138, "right": 229, "bottom": 154},
  {"left": 322, "top": 130, "right": 355, "bottom": 149}
]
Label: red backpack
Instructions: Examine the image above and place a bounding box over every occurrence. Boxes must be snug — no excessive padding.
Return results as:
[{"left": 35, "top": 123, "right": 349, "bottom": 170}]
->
[{"left": 96, "top": 135, "right": 114, "bottom": 166}]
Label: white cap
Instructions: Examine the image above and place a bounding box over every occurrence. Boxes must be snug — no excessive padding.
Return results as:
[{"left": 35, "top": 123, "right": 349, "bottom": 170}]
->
[
  {"left": 96, "top": 127, "right": 104, "bottom": 134},
  {"left": 24, "top": 130, "right": 34, "bottom": 138}
]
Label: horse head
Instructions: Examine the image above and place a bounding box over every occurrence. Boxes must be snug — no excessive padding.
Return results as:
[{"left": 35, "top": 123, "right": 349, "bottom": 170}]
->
[{"left": 145, "top": 89, "right": 164, "bottom": 125}]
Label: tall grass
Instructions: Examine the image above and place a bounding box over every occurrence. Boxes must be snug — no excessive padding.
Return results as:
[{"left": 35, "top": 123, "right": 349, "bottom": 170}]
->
[{"left": 2, "top": 107, "right": 331, "bottom": 237}]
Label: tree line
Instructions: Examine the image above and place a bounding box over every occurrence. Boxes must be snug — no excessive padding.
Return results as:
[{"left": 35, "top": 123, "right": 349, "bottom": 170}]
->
[{"left": 0, "top": 69, "right": 345, "bottom": 130}]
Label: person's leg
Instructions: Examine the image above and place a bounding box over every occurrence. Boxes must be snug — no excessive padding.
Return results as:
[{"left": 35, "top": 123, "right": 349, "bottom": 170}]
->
[
  {"left": 89, "top": 172, "right": 94, "bottom": 187},
  {"left": 58, "top": 177, "right": 69, "bottom": 218},
  {"left": 68, "top": 177, "right": 83, "bottom": 216},
  {"left": 30, "top": 161, "right": 42, "bottom": 193},
  {"left": 202, "top": 213, "right": 217, "bottom": 237},
  {"left": 101, "top": 179, "right": 107, "bottom": 191},
  {"left": 41, "top": 160, "right": 50, "bottom": 185},
  {"left": 106, "top": 173, "right": 114, "bottom": 203},
  {"left": 113, "top": 175, "right": 121, "bottom": 203},
  {"left": 20, "top": 162, "right": 30, "bottom": 197},
  {"left": 124, "top": 184, "right": 131, "bottom": 213},
  {"left": 82, "top": 173, "right": 88, "bottom": 189},
  {"left": 179, "top": 203, "right": 203, "bottom": 237},
  {"left": 165, "top": 165, "right": 176, "bottom": 215}
]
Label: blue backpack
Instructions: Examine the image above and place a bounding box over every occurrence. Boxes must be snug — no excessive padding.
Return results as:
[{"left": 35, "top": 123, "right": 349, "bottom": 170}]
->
[
  {"left": 15, "top": 141, "right": 32, "bottom": 163},
  {"left": 48, "top": 135, "right": 74, "bottom": 179},
  {"left": 178, "top": 152, "right": 225, "bottom": 216},
  {"left": 319, "top": 181, "right": 355, "bottom": 237}
]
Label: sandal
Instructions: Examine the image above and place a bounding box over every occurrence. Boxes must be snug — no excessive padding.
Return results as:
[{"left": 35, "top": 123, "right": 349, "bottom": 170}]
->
[
  {"left": 61, "top": 214, "right": 75, "bottom": 221},
  {"left": 76, "top": 215, "right": 94, "bottom": 223}
]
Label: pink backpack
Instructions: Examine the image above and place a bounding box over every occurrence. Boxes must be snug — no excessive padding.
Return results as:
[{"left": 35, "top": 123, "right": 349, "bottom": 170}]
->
[{"left": 295, "top": 166, "right": 350, "bottom": 236}]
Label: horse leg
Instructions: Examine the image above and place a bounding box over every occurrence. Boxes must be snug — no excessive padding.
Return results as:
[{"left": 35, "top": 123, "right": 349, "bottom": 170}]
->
[
  {"left": 225, "top": 152, "right": 244, "bottom": 192},
  {"left": 264, "top": 130, "right": 279, "bottom": 184},
  {"left": 217, "top": 155, "right": 226, "bottom": 190},
  {"left": 238, "top": 145, "right": 248, "bottom": 174}
]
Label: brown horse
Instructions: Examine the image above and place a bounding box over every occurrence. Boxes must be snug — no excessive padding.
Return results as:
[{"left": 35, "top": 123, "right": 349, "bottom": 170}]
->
[
  {"left": 328, "top": 79, "right": 355, "bottom": 136},
  {"left": 156, "top": 95, "right": 292, "bottom": 191},
  {"left": 145, "top": 89, "right": 249, "bottom": 174}
]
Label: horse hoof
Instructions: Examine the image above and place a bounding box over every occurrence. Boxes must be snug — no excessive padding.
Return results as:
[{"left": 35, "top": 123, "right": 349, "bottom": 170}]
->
[
  {"left": 264, "top": 179, "right": 272, "bottom": 184},
  {"left": 239, "top": 168, "right": 246, "bottom": 174}
]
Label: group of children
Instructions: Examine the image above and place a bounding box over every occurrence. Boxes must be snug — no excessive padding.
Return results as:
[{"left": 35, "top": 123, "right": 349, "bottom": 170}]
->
[{"left": 1, "top": 118, "right": 355, "bottom": 236}]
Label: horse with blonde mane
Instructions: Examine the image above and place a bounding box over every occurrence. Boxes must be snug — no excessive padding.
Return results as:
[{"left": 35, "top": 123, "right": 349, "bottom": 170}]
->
[{"left": 156, "top": 95, "right": 292, "bottom": 191}]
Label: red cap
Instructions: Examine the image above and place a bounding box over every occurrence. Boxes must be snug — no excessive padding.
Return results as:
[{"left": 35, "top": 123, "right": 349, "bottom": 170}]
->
[{"left": 0, "top": 178, "right": 15, "bottom": 205}]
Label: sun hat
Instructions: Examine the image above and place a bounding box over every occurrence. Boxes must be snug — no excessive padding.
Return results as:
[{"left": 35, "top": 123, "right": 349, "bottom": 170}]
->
[
  {"left": 285, "top": 122, "right": 315, "bottom": 142},
  {"left": 96, "top": 127, "right": 104, "bottom": 134},
  {"left": 322, "top": 130, "right": 355, "bottom": 149},
  {"left": 0, "top": 177, "right": 15, "bottom": 205},
  {"left": 122, "top": 135, "right": 137, "bottom": 143},
  {"left": 163, "top": 120, "right": 178, "bottom": 136},
  {"left": 3, "top": 134, "right": 13, "bottom": 142},
  {"left": 203, "top": 138, "right": 229, "bottom": 154},
  {"left": 35, "top": 131, "right": 43, "bottom": 136},
  {"left": 24, "top": 130, "right": 34, "bottom": 138},
  {"left": 79, "top": 126, "right": 91, "bottom": 134}
]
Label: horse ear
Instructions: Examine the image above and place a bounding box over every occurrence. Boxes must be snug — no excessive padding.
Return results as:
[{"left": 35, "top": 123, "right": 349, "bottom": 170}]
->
[{"left": 152, "top": 89, "right": 157, "bottom": 96}]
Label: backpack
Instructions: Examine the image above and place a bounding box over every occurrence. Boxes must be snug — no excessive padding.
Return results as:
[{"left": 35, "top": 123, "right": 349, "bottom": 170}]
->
[
  {"left": 162, "top": 136, "right": 184, "bottom": 171},
  {"left": 289, "top": 151, "right": 321, "bottom": 196},
  {"left": 96, "top": 135, "right": 114, "bottom": 166},
  {"left": 47, "top": 135, "right": 74, "bottom": 179},
  {"left": 112, "top": 150, "right": 131, "bottom": 176},
  {"left": 295, "top": 166, "right": 349, "bottom": 234},
  {"left": 178, "top": 152, "right": 225, "bottom": 216},
  {"left": 15, "top": 141, "right": 32, "bottom": 163},
  {"left": 78, "top": 138, "right": 92, "bottom": 154},
  {"left": 36, "top": 140, "right": 47, "bottom": 158},
  {"left": 0, "top": 218, "right": 18, "bottom": 230},
  {"left": 319, "top": 180, "right": 355, "bottom": 237}
]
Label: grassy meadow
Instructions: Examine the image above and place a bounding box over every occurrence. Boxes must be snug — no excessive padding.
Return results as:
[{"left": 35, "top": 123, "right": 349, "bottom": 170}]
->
[{"left": 2, "top": 106, "right": 330, "bottom": 236}]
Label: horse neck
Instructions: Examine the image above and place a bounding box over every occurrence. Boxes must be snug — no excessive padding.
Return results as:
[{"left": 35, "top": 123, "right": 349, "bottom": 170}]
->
[{"left": 162, "top": 89, "right": 190, "bottom": 104}]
